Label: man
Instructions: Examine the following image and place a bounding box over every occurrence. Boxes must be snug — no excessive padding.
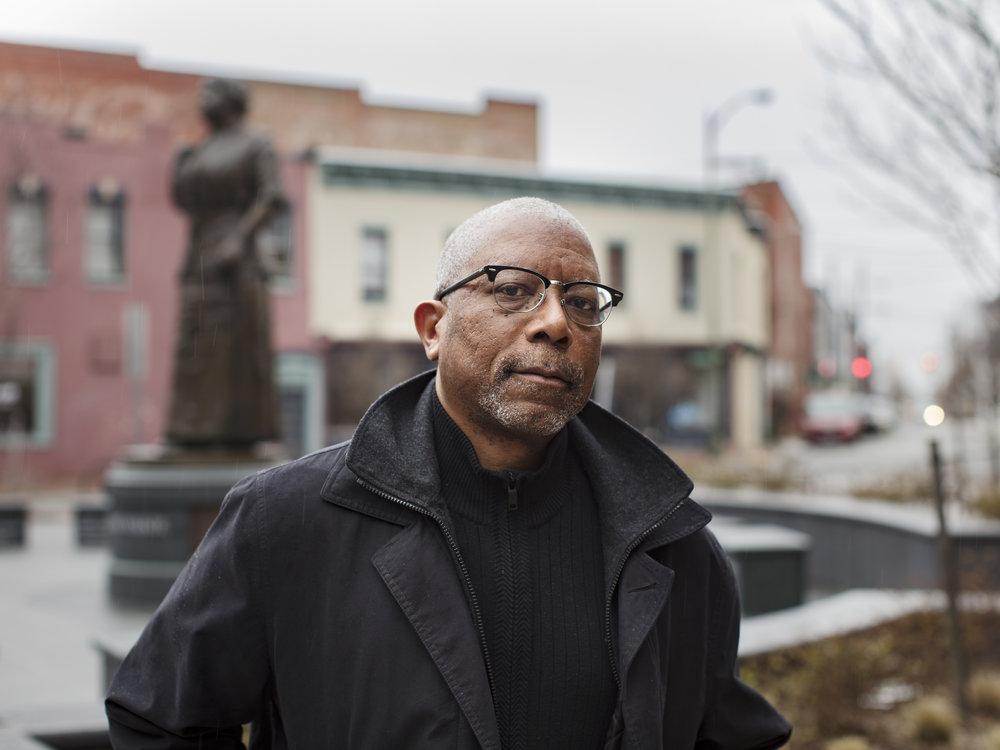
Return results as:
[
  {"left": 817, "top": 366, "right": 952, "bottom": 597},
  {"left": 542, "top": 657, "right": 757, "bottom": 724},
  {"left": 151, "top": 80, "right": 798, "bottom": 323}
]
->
[{"left": 106, "top": 197, "right": 791, "bottom": 749}]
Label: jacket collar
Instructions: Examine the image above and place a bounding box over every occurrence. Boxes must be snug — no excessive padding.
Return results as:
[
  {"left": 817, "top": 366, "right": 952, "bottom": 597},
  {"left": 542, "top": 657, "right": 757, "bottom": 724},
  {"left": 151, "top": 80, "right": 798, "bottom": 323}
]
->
[{"left": 343, "top": 370, "right": 709, "bottom": 566}]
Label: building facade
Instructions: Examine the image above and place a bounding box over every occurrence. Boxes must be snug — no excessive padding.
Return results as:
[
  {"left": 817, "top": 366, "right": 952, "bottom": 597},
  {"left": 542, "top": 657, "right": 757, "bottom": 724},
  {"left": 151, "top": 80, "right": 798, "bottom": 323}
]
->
[
  {"left": 741, "top": 181, "right": 812, "bottom": 438},
  {"left": 0, "top": 109, "right": 318, "bottom": 484},
  {"left": 0, "top": 39, "right": 538, "bottom": 485},
  {"left": 1, "top": 38, "right": 803, "bottom": 485},
  {"left": 309, "top": 153, "right": 771, "bottom": 449}
]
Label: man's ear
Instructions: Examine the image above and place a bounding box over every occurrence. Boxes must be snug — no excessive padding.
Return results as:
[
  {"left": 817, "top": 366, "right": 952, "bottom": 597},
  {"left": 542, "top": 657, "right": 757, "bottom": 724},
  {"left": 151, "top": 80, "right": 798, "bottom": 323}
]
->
[{"left": 414, "top": 300, "right": 446, "bottom": 361}]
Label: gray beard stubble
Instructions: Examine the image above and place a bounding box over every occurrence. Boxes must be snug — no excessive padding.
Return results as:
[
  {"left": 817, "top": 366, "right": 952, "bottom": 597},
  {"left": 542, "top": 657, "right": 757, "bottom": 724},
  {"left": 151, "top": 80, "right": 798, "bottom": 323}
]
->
[{"left": 479, "top": 353, "right": 589, "bottom": 437}]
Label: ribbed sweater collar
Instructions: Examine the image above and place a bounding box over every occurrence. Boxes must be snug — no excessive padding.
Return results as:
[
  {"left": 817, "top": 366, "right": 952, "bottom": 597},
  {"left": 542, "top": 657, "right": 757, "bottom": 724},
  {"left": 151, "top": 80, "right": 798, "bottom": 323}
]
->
[
  {"left": 430, "top": 390, "right": 571, "bottom": 528},
  {"left": 345, "top": 371, "right": 708, "bottom": 590}
]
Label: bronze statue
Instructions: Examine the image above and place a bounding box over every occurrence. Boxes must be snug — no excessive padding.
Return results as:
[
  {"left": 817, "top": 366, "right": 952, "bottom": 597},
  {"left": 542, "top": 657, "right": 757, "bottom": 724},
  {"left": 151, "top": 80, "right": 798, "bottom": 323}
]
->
[{"left": 165, "top": 78, "right": 284, "bottom": 449}]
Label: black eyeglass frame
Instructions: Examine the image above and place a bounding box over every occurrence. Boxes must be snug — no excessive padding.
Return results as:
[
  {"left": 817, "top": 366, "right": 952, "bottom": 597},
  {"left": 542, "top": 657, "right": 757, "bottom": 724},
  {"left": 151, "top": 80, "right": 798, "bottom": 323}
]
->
[{"left": 434, "top": 264, "right": 624, "bottom": 326}]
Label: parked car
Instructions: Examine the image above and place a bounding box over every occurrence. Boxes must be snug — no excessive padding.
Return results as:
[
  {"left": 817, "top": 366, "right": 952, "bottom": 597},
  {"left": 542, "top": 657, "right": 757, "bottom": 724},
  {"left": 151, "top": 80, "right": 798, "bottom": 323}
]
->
[
  {"left": 854, "top": 392, "right": 898, "bottom": 433},
  {"left": 801, "top": 391, "right": 864, "bottom": 443}
]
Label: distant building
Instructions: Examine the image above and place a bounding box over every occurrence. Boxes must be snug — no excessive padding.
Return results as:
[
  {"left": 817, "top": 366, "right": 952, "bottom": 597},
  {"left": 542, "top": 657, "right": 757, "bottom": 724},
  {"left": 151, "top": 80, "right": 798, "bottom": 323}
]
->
[
  {"left": 310, "top": 151, "right": 771, "bottom": 450},
  {"left": 0, "top": 38, "right": 805, "bottom": 486},
  {"left": 741, "top": 181, "right": 812, "bottom": 438},
  {"left": 809, "top": 287, "right": 863, "bottom": 390}
]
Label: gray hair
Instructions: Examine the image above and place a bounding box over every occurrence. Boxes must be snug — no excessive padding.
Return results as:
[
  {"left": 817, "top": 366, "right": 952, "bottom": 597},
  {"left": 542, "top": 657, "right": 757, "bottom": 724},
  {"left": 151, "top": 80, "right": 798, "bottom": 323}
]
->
[{"left": 434, "top": 197, "right": 592, "bottom": 297}]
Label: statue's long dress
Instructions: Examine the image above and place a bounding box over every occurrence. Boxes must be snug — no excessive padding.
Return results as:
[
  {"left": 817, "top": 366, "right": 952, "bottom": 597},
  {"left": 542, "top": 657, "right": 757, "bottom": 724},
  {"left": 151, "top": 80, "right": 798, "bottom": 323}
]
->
[{"left": 166, "top": 128, "right": 283, "bottom": 446}]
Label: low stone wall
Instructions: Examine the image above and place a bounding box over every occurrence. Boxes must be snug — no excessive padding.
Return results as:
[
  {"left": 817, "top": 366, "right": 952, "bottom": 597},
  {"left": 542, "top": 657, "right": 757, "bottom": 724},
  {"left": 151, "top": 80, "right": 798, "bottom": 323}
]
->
[
  {"left": 712, "top": 520, "right": 810, "bottom": 615},
  {"left": 699, "top": 487, "right": 1000, "bottom": 593}
]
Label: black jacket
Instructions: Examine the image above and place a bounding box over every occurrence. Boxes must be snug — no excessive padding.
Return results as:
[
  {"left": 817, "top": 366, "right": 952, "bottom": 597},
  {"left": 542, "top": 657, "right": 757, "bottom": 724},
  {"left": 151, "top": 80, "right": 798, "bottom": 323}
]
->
[{"left": 106, "top": 372, "right": 791, "bottom": 749}]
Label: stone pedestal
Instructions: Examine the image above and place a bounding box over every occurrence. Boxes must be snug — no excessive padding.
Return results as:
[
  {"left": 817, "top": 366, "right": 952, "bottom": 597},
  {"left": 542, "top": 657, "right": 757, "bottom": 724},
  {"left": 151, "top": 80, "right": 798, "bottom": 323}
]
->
[
  {"left": 0, "top": 505, "right": 26, "bottom": 547},
  {"left": 105, "top": 444, "right": 284, "bottom": 606}
]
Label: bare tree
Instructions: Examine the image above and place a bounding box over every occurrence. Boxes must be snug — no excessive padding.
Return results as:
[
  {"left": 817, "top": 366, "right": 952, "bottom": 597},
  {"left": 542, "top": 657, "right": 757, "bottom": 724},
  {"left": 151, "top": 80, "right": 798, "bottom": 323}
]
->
[{"left": 816, "top": 0, "right": 1000, "bottom": 293}]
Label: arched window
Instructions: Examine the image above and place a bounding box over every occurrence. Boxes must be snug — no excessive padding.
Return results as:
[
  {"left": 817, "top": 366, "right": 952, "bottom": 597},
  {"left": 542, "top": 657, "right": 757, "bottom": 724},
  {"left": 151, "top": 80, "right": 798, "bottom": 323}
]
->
[
  {"left": 85, "top": 179, "right": 126, "bottom": 284},
  {"left": 5, "top": 176, "right": 49, "bottom": 284}
]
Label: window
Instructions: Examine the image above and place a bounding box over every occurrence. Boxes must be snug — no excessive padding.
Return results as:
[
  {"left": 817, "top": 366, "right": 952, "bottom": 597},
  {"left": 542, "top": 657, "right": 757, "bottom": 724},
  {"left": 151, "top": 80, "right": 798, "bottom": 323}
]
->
[
  {"left": 608, "top": 242, "right": 625, "bottom": 294},
  {"left": 0, "top": 341, "right": 54, "bottom": 447},
  {"left": 260, "top": 201, "right": 294, "bottom": 284},
  {"left": 85, "top": 180, "right": 126, "bottom": 284},
  {"left": 679, "top": 245, "right": 698, "bottom": 311},
  {"left": 361, "top": 227, "right": 388, "bottom": 302},
  {"left": 5, "top": 176, "right": 49, "bottom": 284}
]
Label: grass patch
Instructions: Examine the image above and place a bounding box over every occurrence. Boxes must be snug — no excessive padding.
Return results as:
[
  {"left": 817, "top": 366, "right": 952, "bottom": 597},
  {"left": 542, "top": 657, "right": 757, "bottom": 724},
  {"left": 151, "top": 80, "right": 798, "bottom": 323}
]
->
[
  {"left": 740, "top": 609, "right": 1000, "bottom": 749},
  {"left": 969, "top": 490, "right": 1000, "bottom": 520},
  {"left": 824, "top": 737, "right": 872, "bottom": 750},
  {"left": 905, "top": 697, "right": 958, "bottom": 744},
  {"left": 676, "top": 452, "right": 804, "bottom": 493},
  {"left": 970, "top": 672, "right": 1000, "bottom": 718}
]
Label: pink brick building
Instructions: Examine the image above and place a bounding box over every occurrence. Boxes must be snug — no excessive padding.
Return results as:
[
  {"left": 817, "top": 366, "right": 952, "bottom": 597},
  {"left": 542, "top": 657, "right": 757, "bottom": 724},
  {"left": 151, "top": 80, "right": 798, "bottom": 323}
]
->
[
  {"left": 0, "top": 39, "right": 537, "bottom": 486},
  {"left": 741, "top": 181, "right": 812, "bottom": 438}
]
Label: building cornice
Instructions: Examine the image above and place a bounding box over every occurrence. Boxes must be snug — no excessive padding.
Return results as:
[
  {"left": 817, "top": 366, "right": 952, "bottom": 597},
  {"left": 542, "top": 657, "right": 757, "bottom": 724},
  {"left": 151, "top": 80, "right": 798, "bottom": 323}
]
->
[{"left": 318, "top": 153, "right": 742, "bottom": 211}]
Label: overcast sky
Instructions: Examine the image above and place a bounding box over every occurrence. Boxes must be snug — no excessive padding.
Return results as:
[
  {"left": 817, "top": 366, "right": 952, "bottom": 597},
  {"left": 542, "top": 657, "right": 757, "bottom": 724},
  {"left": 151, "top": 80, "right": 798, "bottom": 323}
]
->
[{"left": 1, "top": 0, "right": 985, "bottom": 399}]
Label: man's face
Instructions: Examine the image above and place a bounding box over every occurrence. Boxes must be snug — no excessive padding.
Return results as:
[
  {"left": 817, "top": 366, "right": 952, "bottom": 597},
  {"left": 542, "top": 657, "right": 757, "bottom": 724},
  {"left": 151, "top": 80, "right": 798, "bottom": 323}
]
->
[{"left": 434, "top": 215, "right": 603, "bottom": 443}]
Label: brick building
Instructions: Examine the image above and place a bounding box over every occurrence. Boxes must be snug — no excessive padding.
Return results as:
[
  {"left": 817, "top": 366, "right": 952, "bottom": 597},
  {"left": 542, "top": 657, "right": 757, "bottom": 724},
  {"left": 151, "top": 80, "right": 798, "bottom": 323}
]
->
[
  {"left": 0, "top": 39, "right": 538, "bottom": 485},
  {"left": 741, "top": 181, "right": 812, "bottom": 437}
]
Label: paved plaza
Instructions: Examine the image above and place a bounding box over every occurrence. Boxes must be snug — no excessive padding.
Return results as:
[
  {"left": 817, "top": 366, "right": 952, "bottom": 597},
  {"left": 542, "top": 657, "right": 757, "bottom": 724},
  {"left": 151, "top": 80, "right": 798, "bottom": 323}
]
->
[{"left": 0, "top": 493, "right": 150, "bottom": 744}]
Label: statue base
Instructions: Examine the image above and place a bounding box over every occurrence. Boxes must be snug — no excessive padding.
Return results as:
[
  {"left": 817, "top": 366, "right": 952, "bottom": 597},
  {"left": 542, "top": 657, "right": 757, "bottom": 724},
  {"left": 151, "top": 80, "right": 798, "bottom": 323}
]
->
[{"left": 105, "top": 443, "right": 285, "bottom": 606}]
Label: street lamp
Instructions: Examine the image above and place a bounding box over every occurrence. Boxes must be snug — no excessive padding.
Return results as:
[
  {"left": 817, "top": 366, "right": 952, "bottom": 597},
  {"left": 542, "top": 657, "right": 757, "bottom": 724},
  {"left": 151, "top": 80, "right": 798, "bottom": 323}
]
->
[
  {"left": 702, "top": 87, "right": 774, "bottom": 184},
  {"left": 701, "top": 87, "right": 774, "bottom": 452}
]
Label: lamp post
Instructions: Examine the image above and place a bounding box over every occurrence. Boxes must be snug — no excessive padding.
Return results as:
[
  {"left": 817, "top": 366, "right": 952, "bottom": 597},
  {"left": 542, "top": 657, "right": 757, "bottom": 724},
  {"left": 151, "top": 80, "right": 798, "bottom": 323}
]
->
[
  {"left": 703, "top": 87, "right": 774, "bottom": 182},
  {"left": 701, "top": 87, "right": 773, "bottom": 452}
]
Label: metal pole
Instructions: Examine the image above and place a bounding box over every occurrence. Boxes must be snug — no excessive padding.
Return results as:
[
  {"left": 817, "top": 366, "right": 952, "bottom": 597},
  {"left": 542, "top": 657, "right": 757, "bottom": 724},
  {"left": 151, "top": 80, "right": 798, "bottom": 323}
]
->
[{"left": 930, "top": 438, "right": 969, "bottom": 722}]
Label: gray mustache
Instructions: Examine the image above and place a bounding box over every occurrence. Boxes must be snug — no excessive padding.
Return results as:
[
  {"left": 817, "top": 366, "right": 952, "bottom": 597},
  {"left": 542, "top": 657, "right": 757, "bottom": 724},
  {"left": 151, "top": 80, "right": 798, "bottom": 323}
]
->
[{"left": 496, "top": 355, "right": 585, "bottom": 389}]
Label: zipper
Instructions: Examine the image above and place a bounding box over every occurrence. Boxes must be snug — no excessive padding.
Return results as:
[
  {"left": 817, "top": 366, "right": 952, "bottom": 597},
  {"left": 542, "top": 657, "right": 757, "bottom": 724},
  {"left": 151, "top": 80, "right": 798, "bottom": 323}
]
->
[
  {"left": 603, "top": 497, "right": 687, "bottom": 689},
  {"left": 506, "top": 472, "right": 518, "bottom": 511},
  {"left": 355, "top": 477, "right": 497, "bottom": 698}
]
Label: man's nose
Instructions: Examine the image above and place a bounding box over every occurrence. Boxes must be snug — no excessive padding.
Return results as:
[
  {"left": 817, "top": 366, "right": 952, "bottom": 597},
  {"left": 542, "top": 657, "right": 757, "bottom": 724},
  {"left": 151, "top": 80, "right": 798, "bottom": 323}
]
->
[{"left": 525, "top": 287, "right": 572, "bottom": 344}]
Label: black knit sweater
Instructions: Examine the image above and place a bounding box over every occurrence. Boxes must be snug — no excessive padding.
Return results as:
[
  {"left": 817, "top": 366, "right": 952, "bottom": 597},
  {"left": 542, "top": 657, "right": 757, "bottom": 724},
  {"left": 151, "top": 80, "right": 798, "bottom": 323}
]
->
[{"left": 431, "top": 395, "right": 616, "bottom": 750}]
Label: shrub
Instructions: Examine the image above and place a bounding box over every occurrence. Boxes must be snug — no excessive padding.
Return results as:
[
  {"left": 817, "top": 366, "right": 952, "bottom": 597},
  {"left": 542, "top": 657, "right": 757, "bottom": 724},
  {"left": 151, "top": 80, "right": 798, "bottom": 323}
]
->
[
  {"left": 740, "top": 632, "right": 893, "bottom": 743},
  {"left": 906, "top": 696, "right": 958, "bottom": 744},
  {"left": 852, "top": 474, "right": 933, "bottom": 503},
  {"left": 970, "top": 672, "right": 1000, "bottom": 717},
  {"left": 970, "top": 489, "right": 1000, "bottom": 519},
  {"left": 824, "top": 736, "right": 872, "bottom": 750},
  {"left": 984, "top": 724, "right": 1000, "bottom": 750}
]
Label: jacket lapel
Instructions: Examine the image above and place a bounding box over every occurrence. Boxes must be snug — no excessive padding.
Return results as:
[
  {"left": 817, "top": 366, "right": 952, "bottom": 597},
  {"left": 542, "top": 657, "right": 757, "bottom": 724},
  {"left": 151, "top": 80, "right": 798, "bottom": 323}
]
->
[
  {"left": 371, "top": 518, "right": 501, "bottom": 750},
  {"left": 615, "top": 550, "right": 675, "bottom": 678},
  {"left": 569, "top": 404, "right": 699, "bottom": 596}
]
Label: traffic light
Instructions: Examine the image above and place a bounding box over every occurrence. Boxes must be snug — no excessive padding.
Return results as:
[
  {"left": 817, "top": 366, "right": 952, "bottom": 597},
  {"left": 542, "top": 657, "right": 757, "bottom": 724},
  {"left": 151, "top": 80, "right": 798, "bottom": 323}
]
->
[{"left": 851, "top": 356, "right": 872, "bottom": 379}]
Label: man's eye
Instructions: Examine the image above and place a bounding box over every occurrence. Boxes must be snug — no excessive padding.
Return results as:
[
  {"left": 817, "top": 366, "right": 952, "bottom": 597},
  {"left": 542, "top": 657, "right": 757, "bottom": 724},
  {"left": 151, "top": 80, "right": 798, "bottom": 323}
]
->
[
  {"left": 566, "top": 295, "right": 597, "bottom": 311},
  {"left": 496, "top": 284, "right": 533, "bottom": 298}
]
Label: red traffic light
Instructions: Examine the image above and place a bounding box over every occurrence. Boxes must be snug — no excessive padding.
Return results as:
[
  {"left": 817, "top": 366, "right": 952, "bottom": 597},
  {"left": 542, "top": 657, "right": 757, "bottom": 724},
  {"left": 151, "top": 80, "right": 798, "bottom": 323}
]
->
[{"left": 851, "top": 356, "right": 872, "bottom": 379}]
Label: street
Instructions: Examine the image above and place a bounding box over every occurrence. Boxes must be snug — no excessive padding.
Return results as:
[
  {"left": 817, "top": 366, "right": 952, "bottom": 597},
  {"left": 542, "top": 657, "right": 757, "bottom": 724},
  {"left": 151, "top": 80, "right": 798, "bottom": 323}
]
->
[{"left": 769, "top": 415, "right": 995, "bottom": 498}]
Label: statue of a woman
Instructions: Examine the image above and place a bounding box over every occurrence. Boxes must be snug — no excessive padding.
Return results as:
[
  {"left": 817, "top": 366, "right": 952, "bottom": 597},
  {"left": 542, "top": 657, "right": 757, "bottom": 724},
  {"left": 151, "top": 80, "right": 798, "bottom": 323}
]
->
[{"left": 166, "top": 78, "right": 284, "bottom": 449}]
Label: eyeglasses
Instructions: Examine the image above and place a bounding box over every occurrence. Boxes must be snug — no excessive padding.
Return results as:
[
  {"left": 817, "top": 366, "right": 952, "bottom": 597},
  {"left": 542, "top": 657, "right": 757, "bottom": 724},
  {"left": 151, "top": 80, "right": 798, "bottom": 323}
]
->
[{"left": 435, "top": 264, "right": 624, "bottom": 327}]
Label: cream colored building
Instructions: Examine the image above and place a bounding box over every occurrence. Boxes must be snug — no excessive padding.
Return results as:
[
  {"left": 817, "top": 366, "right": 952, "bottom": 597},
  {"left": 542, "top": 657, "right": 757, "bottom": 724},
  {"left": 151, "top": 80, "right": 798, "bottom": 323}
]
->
[{"left": 308, "top": 150, "right": 769, "bottom": 450}]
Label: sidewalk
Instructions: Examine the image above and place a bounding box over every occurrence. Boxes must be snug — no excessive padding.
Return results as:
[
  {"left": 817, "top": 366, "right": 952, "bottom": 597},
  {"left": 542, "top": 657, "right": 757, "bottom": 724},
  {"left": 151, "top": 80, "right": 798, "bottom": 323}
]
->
[{"left": 0, "top": 496, "right": 151, "bottom": 743}]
